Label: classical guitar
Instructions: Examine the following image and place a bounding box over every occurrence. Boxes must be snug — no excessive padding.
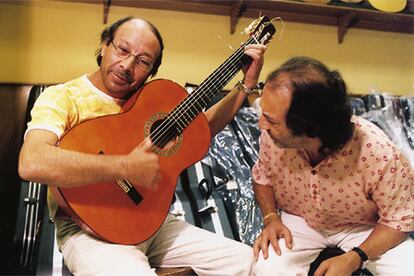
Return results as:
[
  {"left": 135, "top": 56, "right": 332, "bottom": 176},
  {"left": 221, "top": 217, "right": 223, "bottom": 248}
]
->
[{"left": 50, "top": 16, "right": 276, "bottom": 245}]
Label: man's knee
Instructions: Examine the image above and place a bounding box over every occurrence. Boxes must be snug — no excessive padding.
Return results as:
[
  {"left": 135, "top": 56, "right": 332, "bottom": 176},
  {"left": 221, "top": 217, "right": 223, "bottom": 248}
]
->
[
  {"left": 253, "top": 250, "right": 281, "bottom": 276},
  {"left": 253, "top": 246, "right": 312, "bottom": 276},
  {"left": 234, "top": 243, "right": 255, "bottom": 272}
]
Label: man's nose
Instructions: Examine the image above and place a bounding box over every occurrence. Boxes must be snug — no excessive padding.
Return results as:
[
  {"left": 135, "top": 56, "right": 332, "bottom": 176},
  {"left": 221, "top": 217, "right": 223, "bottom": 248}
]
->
[{"left": 119, "top": 55, "right": 135, "bottom": 70}]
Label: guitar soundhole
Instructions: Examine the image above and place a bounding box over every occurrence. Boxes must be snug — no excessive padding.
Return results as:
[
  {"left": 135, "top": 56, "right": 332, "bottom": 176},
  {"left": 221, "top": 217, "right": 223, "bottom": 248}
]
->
[
  {"left": 150, "top": 119, "right": 179, "bottom": 149},
  {"left": 144, "top": 113, "right": 183, "bottom": 157}
]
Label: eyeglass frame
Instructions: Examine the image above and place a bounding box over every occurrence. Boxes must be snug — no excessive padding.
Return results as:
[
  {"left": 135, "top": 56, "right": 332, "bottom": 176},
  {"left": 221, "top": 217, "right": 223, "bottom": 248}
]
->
[{"left": 110, "top": 41, "right": 154, "bottom": 72}]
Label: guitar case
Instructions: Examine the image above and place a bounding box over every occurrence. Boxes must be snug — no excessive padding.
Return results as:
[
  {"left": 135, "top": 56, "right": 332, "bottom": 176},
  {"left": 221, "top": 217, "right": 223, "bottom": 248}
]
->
[{"left": 181, "top": 161, "right": 239, "bottom": 241}]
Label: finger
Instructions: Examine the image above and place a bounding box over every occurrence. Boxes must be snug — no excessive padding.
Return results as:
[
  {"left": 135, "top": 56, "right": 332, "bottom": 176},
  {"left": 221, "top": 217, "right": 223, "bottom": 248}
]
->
[
  {"left": 243, "top": 48, "right": 262, "bottom": 60},
  {"left": 253, "top": 240, "right": 260, "bottom": 260},
  {"left": 245, "top": 44, "right": 267, "bottom": 51},
  {"left": 283, "top": 230, "right": 293, "bottom": 249},
  {"left": 260, "top": 236, "right": 270, "bottom": 259},
  {"left": 155, "top": 172, "right": 162, "bottom": 185},
  {"left": 244, "top": 44, "right": 267, "bottom": 55},
  {"left": 145, "top": 171, "right": 160, "bottom": 191},
  {"left": 140, "top": 138, "right": 153, "bottom": 151},
  {"left": 313, "top": 261, "right": 328, "bottom": 276},
  {"left": 151, "top": 174, "right": 161, "bottom": 191},
  {"left": 269, "top": 236, "right": 281, "bottom": 256}
]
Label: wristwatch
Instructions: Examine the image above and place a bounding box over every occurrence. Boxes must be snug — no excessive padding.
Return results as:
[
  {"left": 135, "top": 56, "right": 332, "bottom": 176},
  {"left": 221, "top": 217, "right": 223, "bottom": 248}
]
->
[
  {"left": 351, "top": 247, "right": 369, "bottom": 267},
  {"left": 235, "top": 80, "right": 260, "bottom": 95}
]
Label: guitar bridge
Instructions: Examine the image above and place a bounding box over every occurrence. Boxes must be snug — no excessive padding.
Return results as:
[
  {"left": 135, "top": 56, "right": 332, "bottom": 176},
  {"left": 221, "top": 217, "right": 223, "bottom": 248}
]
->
[{"left": 116, "top": 179, "right": 143, "bottom": 205}]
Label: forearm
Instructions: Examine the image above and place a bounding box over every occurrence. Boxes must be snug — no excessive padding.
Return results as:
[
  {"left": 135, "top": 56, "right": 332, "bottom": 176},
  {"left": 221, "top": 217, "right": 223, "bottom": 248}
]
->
[
  {"left": 205, "top": 44, "right": 265, "bottom": 137},
  {"left": 253, "top": 182, "right": 282, "bottom": 225},
  {"left": 205, "top": 86, "right": 247, "bottom": 137},
  {"left": 19, "top": 137, "right": 124, "bottom": 188},
  {"left": 358, "top": 223, "right": 408, "bottom": 259},
  {"left": 313, "top": 223, "right": 409, "bottom": 276}
]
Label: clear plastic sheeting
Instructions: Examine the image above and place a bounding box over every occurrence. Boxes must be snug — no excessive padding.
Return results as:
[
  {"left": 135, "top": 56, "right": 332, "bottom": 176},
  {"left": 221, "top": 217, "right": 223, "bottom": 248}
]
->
[
  {"left": 399, "top": 97, "right": 414, "bottom": 149},
  {"left": 361, "top": 94, "right": 414, "bottom": 167},
  {"left": 202, "top": 107, "right": 262, "bottom": 246},
  {"left": 349, "top": 96, "right": 367, "bottom": 116}
]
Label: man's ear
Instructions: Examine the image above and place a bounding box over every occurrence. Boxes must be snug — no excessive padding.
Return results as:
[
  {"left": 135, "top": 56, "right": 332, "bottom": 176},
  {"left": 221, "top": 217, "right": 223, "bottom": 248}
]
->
[{"left": 101, "top": 41, "right": 109, "bottom": 56}]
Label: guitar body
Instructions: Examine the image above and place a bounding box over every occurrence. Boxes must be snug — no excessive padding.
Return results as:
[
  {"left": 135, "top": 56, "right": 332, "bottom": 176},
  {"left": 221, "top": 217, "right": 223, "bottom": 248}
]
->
[{"left": 50, "top": 79, "right": 211, "bottom": 245}]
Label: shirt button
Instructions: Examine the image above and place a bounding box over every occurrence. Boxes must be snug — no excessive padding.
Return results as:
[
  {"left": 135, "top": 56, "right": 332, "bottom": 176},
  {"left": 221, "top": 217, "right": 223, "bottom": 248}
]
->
[{"left": 311, "top": 169, "right": 317, "bottom": 175}]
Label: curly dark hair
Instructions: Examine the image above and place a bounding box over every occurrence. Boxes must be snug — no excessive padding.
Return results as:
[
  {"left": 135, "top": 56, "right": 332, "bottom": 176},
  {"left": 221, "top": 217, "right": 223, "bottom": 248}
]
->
[
  {"left": 266, "top": 56, "right": 353, "bottom": 152},
  {"left": 95, "top": 16, "right": 164, "bottom": 77}
]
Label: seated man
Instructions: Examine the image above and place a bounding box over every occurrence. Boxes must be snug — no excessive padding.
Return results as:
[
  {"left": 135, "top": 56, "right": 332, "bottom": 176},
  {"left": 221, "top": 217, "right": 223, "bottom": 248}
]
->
[
  {"left": 18, "top": 16, "right": 267, "bottom": 275},
  {"left": 252, "top": 56, "right": 414, "bottom": 276}
]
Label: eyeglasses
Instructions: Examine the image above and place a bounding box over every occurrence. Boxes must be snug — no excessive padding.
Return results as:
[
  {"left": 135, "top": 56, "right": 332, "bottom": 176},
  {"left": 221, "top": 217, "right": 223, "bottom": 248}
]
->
[{"left": 111, "top": 41, "right": 154, "bottom": 72}]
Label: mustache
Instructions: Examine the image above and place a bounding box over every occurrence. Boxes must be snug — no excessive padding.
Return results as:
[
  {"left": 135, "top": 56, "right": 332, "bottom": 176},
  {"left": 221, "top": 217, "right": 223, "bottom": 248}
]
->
[{"left": 115, "top": 69, "right": 133, "bottom": 83}]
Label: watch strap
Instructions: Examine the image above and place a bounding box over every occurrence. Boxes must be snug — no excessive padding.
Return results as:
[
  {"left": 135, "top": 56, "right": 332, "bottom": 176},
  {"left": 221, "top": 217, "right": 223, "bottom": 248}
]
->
[
  {"left": 351, "top": 247, "right": 369, "bottom": 263},
  {"left": 235, "top": 80, "right": 259, "bottom": 95}
]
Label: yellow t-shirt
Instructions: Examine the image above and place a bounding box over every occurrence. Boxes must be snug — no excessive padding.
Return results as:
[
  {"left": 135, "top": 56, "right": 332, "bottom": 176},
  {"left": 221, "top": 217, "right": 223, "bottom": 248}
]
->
[{"left": 27, "top": 74, "right": 126, "bottom": 248}]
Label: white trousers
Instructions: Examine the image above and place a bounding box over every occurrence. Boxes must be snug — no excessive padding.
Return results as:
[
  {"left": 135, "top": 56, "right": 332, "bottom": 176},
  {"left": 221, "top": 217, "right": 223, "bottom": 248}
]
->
[
  {"left": 254, "top": 212, "right": 414, "bottom": 276},
  {"left": 61, "top": 215, "right": 253, "bottom": 276}
]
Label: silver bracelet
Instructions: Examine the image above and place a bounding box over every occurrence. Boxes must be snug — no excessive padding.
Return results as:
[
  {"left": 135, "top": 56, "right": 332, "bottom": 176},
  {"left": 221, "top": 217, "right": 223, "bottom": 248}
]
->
[{"left": 235, "top": 80, "right": 259, "bottom": 95}]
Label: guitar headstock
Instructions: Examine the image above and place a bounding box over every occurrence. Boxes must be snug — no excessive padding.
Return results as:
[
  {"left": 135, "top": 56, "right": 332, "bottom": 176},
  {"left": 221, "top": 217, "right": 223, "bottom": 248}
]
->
[{"left": 245, "top": 16, "right": 276, "bottom": 46}]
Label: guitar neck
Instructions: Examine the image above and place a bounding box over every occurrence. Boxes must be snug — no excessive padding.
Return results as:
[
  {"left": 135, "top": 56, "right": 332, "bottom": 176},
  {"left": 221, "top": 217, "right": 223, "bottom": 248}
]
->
[
  {"left": 170, "top": 36, "right": 257, "bottom": 133},
  {"left": 195, "top": 37, "right": 255, "bottom": 101},
  {"left": 164, "top": 16, "right": 275, "bottom": 135}
]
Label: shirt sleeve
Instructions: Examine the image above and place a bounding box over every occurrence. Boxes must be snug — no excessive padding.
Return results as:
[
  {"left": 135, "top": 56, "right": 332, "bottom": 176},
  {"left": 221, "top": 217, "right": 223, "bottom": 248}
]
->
[
  {"left": 373, "top": 149, "right": 414, "bottom": 232},
  {"left": 26, "top": 85, "right": 76, "bottom": 139},
  {"left": 252, "top": 131, "right": 274, "bottom": 187}
]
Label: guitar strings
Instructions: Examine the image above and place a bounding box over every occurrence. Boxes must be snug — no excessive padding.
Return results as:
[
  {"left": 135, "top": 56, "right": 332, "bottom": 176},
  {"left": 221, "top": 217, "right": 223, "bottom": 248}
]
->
[
  {"left": 172, "top": 23, "right": 274, "bottom": 117},
  {"left": 143, "top": 28, "right": 267, "bottom": 151},
  {"left": 148, "top": 39, "right": 250, "bottom": 148},
  {"left": 148, "top": 34, "right": 260, "bottom": 150}
]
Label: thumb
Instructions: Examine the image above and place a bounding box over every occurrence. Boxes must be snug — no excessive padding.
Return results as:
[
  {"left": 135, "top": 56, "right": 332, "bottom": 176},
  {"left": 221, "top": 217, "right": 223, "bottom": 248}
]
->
[{"left": 140, "top": 138, "right": 154, "bottom": 151}]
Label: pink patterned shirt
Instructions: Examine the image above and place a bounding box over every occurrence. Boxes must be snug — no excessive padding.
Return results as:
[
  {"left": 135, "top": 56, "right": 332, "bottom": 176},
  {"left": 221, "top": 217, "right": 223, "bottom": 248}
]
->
[{"left": 252, "top": 116, "right": 414, "bottom": 232}]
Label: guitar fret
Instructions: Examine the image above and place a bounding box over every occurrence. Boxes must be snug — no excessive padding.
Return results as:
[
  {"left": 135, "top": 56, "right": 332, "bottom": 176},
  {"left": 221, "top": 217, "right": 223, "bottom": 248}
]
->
[
  {"left": 181, "top": 112, "right": 191, "bottom": 126},
  {"left": 174, "top": 116, "right": 186, "bottom": 132},
  {"left": 198, "top": 94, "right": 208, "bottom": 106},
  {"left": 187, "top": 103, "right": 197, "bottom": 119},
  {"left": 193, "top": 100, "right": 203, "bottom": 113}
]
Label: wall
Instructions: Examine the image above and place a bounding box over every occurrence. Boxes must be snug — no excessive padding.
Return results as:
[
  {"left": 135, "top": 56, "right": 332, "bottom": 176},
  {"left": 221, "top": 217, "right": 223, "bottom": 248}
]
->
[{"left": 0, "top": 1, "right": 413, "bottom": 95}]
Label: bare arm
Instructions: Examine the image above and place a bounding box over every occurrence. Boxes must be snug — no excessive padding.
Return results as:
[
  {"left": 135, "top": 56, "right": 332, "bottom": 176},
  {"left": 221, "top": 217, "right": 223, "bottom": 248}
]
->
[
  {"left": 205, "top": 44, "right": 266, "bottom": 137},
  {"left": 254, "top": 181, "right": 279, "bottom": 219},
  {"left": 18, "top": 129, "right": 160, "bottom": 189},
  {"left": 315, "top": 224, "right": 408, "bottom": 276},
  {"left": 253, "top": 182, "right": 293, "bottom": 259},
  {"left": 359, "top": 223, "right": 408, "bottom": 260}
]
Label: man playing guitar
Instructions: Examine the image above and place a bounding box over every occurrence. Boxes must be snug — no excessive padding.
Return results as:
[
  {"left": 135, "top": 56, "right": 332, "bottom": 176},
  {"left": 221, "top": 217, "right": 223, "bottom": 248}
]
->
[{"left": 19, "top": 16, "right": 268, "bottom": 275}]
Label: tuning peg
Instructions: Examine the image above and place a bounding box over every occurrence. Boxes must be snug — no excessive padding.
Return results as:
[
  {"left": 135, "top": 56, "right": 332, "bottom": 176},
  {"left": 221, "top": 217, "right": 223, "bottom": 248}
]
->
[{"left": 244, "top": 16, "right": 264, "bottom": 35}]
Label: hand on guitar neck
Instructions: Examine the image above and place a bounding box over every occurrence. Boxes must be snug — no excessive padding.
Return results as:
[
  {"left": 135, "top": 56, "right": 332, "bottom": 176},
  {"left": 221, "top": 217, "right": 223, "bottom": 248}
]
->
[{"left": 122, "top": 139, "right": 160, "bottom": 191}]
